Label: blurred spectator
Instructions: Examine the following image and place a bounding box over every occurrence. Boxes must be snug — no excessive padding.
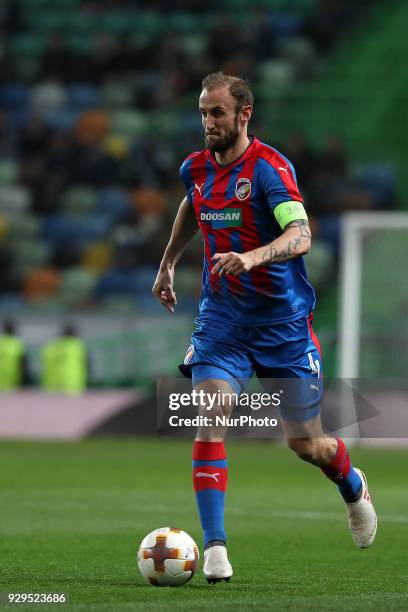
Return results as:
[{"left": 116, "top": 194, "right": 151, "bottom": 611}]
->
[
  {"left": 0, "top": 0, "right": 22, "bottom": 35},
  {"left": 0, "top": 319, "right": 29, "bottom": 391},
  {"left": 18, "top": 116, "right": 49, "bottom": 159},
  {"left": 85, "top": 33, "right": 122, "bottom": 85},
  {"left": 40, "top": 33, "right": 77, "bottom": 83},
  {"left": 41, "top": 323, "right": 88, "bottom": 395},
  {"left": 0, "top": 244, "right": 20, "bottom": 294},
  {"left": 0, "top": 110, "right": 16, "bottom": 156},
  {"left": 284, "top": 131, "right": 317, "bottom": 192},
  {"left": 303, "top": 0, "right": 354, "bottom": 54}
]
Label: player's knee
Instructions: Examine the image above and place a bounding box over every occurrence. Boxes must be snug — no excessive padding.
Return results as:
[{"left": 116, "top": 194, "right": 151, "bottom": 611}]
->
[
  {"left": 287, "top": 438, "right": 319, "bottom": 464},
  {"left": 197, "top": 402, "right": 229, "bottom": 440}
]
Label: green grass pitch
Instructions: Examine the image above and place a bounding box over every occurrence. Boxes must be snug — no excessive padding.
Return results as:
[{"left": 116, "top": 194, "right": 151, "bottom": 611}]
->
[{"left": 0, "top": 439, "right": 407, "bottom": 611}]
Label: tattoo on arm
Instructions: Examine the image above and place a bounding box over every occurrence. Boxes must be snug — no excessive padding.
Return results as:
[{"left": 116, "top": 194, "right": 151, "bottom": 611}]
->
[{"left": 261, "top": 219, "right": 311, "bottom": 265}]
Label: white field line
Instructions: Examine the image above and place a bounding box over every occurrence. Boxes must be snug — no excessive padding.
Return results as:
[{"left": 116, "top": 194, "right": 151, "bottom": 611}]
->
[
  {"left": 227, "top": 508, "right": 408, "bottom": 524},
  {"left": 3, "top": 493, "right": 407, "bottom": 524}
]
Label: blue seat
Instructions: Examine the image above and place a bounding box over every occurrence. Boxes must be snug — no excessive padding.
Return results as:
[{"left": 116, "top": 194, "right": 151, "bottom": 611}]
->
[
  {"left": 131, "top": 267, "right": 156, "bottom": 292},
  {"left": 355, "top": 163, "right": 396, "bottom": 208},
  {"left": 270, "top": 14, "right": 303, "bottom": 39},
  {"left": 0, "top": 295, "right": 25, "bottom": 313},
  {"left": 42, "top": 214, "right": 110, "bottom": 243},
  {"left": 68, "top": 84, "right": 101, "bottom": 109},
  {"left": 43, "top": 109, "right": 78, "bottom": 131},
  {"left": 0, "top": 84, "right": 28, "bottom": 109},
  {"left": 97, "top": 270, "right": 140, "bottom": 296},
  {"left": 97, "top": 187, "right": 131, "bottom": 221}
]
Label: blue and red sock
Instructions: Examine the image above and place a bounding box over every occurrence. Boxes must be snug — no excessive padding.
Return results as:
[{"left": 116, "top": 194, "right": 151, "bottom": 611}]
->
[
  {"left": 192, "top": 441, "right": 228, "bottom": 547},
  {"left": 321, "top": 437, "right": 362, "bottom": 502}
]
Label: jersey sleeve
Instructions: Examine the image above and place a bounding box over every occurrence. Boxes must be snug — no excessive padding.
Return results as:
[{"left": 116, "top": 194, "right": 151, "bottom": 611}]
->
[
  {"left": 179, "top": 157, "right": 194, "bottom": 204},
  {"left": 257, "top": 157, "right": 308, "bottom": 229}
]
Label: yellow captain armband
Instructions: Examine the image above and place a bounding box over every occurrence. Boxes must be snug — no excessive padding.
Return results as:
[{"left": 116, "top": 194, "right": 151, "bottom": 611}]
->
[{"left": 274, "top": 201, "right": 308, "bottom": 230}]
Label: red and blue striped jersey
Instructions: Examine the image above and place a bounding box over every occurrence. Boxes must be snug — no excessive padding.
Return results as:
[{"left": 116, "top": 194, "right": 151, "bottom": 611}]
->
[{"left": 179, "top": 137, "right": 315, "bottom": 326}]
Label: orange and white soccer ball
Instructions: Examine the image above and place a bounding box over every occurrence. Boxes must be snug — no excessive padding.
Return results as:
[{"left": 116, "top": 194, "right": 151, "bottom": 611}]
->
[{"left": 137, "top": 527, "right": 199, "bottom": 586}]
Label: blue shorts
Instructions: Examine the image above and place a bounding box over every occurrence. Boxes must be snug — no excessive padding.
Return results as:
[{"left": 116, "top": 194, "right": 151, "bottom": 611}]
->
[{"left": 179, "top": 314, "right": 323, "bottom": 422}]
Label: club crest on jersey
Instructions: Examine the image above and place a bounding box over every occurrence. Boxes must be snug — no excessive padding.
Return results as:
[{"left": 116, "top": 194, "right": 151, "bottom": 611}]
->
[
  {"left": 235, "top": 177, "right": 251, "bottom": 201},
  {"left": 183, "top": 344, "right": 194, "bottom": 365}
]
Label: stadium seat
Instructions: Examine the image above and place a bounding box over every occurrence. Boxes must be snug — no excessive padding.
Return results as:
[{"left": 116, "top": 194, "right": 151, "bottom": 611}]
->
[
  {"left": 43, "top": 109, "right": 78, "bottom": 131},
  {"left": 279, "top": 37, "right": 315, "bottom": 67},
  {"left": 97, "top": 187, "right": 131, "bottom": 221},
  {"left": 76, "top": 110, "right": 110, "bottom": 145},
  {"left": 68, "top": 84, "right": 101, "bottom": 110},
  {"left": 0, "top": 187, "right": 31, "bottom": 213},
  {"left": 0, "top": 159, "right": 18, "bottom": 186},
  {"left": 131, "top": 267, "right": 157, "bottom": 292},
  {"left": 103, "top": 135, "right": 129, "bottom": 160},
  {"left": 23, "top": 267, "right": 60, "bottom": 301},
  {"left": 13, "top": 57, "right": 41, "bottom": 82},
  {"left": 354, "top": 163, "right": 396, "bottom": 208},
  {"left": 64, "top": 11, "right": 98, "bottom": 34},
  {"left": 58, "top": 267, "right": 98, "bottom": 306},
  {"left": 130, "top": 186, "right": 166, "bottom": 217},
  {"left": 270, "top": 14, "right": 303, "bottom": 39},
  {"left": 8, "top": 34, "right": 46, "bottom": 56},
  {"left": 258, "top": 60, "right": 295, "bottom": 91},
  {"left": 6, "top": 213, "right": 41, "bottom": 239},
  {"left": 101, "top": 81, "right": 134, "bottom": 109},
  {"left": 0, "top": 85, "right": 28, "bottom": 110},
  {"left": 97, "top": 270, "right": 140, "bottom": 296},
  {"left": 172, "top": 266, "right": 201, "bottom": 297},
  {"left": 111, "top": 110, "right": 146, "bottom": 139},
  {"left": 42, "top": 214, "right": 111, "bottom": 244},
  {"left": 81, "top": 241, "right": 113, "bottom": 273},
  {"left": 29, "top": 82, "right": 67, "bottom": 113},
  {"left": 13, "top": 239, "right": 51, "bottom": 275},
  {"left": 61, "top": 186, "right": 98, "bottom": 216},
  {"left": 26, "top": 11, "right": 68, "bottom": 33}
]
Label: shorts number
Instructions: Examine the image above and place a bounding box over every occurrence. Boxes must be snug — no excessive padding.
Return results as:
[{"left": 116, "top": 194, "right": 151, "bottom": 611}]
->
[{"left": 308, "top": 352, "right": 320, "bottom": 377}]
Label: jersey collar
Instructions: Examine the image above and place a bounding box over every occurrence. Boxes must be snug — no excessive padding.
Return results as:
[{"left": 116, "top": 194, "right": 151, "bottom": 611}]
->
[{"left": 208, "top": 136, "right": 257, "bottom": 169}]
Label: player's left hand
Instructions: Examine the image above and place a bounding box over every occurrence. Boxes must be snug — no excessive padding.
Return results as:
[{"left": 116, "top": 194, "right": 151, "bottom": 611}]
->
[{"left": 211, "top": 251, "right": 254, "bottom": 276}]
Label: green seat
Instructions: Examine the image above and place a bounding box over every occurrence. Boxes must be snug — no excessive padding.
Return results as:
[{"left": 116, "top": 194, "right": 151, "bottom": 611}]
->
[
  {"left": 0, "top": 160, "right": 18, "bottom": 186},
  {"left": 24, "top": 11, "right": 68, "bottom": 32},
  {"left": 66, "top": 12, "right": 100, "bottom": 34},
  {"left": 40, "top": 0, "right": 81, "bottom": 7},
  {"left": 68, "top": 36, "right": 93, "bottom": 55},
  {"left": 174, "top": 266, "right": 200, "bottom": 297},
  {"left": 99, "top": 12, "right": 136, "bottom": 34},
  {"left": 124, "top": 12, "right": 164, "bottom": 34},
  {"left": 259, "top": 60, "right": 295, "bottom": 91},
  {"left": 0, "top": 186, "right": 31, "bottom": 213},
  {"left": 6, "top": 213, "right": 41, "bottom": 239},
  {"left": 181, "top": 34, "right": 207, "bottom": 56},
  {"left": 13, "top": 239, "right": 51, "bottom": 275},
  {"left": 280, "top": 37, "right": 315, "bottom": 65},
  {"left": 9, "top": 34, "right": 46, "bottom": 56},
  {"left": 102, "top": 81, "right": 134, "bottom": 109},
  {"left": 59, "top": 267, "right": 98, "bottom": 306},
  {"left": 111, "top": 110, "right": 146, "bottom": 138},
  {"left": 61, "top": 186, "right": 97, "bottom": 216},
  {"left": 166, "top": 13, "right": 199, "bottom": 33},
  {"left": 13, "top": 57, "right": 40, "bottom": 81}
]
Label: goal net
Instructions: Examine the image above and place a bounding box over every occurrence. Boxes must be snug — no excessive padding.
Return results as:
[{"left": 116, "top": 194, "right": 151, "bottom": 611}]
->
[{"left": 339, "top": 212, "right": 408, "bottom": 378}]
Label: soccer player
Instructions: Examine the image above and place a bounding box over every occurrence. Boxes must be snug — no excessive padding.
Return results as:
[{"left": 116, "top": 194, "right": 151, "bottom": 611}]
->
[{"left": 152, "top": 72, "right": 377, "bottom": 583}]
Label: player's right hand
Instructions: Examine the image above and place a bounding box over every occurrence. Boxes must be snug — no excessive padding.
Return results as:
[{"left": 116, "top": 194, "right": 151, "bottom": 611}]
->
[{"left": 152, "top": 267, "right": 177, "bottom": 313}]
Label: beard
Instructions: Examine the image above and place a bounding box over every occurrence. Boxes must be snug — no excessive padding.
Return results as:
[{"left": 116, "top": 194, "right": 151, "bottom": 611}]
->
[{"left": 205, "top": 115, "right": 240, "bottom": 153}]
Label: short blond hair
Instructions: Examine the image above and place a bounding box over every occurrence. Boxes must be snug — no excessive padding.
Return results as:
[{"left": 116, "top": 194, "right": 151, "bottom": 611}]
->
[{"left": 202, "top": 72, "right": 254, "bottom": 111}]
